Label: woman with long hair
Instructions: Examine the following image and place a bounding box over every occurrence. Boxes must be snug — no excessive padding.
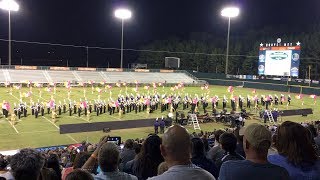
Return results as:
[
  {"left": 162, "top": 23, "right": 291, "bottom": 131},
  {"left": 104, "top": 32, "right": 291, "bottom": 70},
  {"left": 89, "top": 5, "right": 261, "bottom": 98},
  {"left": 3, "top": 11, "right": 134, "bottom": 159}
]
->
[
  {"left": 46, "top": 154, "right": 62, "bottom": 180},
  {"left": 268, "top": 121, "right": 320, "bottom": 180},
  {"left": 61, "top": 152, "right": 91, "bottom": 180},
  {"left": 132, "top": 135, "right": 164, "bottom": 180}
]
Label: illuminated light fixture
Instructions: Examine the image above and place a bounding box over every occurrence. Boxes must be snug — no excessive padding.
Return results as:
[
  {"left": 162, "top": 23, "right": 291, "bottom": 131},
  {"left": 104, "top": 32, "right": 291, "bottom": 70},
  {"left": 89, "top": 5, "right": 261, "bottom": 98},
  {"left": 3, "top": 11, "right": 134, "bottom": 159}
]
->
[
  {"left": 0, "top": 0, "right": 19, "bottom": 11},
  {"left": 114, "top": 8, "right": 132, "bottom": 69},
  {"left": 221, "top": 7, "right": 240, "bottom": 18},
  {"left": 114, "top": 8, "right": 132, "bottom": 20},
  {"left": 0, "top": 0, "right": 19, "bottom": 66},
  {"left": 221, "top": 6, "right": 240, "bottom": 74}
]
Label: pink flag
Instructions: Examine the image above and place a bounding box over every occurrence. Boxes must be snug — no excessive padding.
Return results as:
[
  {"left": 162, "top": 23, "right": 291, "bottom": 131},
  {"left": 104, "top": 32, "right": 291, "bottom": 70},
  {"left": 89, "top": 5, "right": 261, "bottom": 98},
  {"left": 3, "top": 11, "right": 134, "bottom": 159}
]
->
[{"left": 227, "top": 86, "right": 233, "bottom": 93}]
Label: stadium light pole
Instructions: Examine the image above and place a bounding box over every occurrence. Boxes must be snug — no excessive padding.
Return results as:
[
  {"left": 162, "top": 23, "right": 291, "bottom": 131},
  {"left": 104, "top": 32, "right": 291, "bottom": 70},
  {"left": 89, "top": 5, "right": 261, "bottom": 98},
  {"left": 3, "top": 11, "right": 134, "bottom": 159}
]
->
[
  {"left": 114, "top": 8, "right": 131, "bottom": 69},
  {"left": 86, "top": 46, "right": 89, "bottom": 67},
  {"left": 0, "top": 0, "right": 19, "bottom": 66},
  {"left": 221, "top": 7, "right": 239, "bottom": 75}
]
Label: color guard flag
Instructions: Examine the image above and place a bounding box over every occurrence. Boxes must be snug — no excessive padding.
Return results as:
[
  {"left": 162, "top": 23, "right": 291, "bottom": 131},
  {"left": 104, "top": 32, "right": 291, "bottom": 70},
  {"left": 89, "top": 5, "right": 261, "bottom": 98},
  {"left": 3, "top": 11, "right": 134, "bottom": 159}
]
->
[
  {"left": 310, "top": 94, "right": 316, "bottom": 99},
  {"left": 144, "top": 85, "right": 150, "bottom": 90},
  {"left": 227, "top": 86, "right": 233, "bottom": 93},
  {"left": 106, "top": 85, "right": 112, "bottom": 89},
  {"left": 295, "top": 94, "right": 302, "bottom": 99},
  {"left": 95, "top": 87, "right": 102, "bottom": 93}
]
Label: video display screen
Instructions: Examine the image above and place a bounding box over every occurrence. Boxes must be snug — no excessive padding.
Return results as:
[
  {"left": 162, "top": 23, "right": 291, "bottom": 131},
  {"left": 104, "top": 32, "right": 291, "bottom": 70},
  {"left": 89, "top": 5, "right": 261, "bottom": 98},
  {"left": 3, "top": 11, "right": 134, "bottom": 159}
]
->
[{"left": 258, "top": 46, "right": 301, "bottom": 77}]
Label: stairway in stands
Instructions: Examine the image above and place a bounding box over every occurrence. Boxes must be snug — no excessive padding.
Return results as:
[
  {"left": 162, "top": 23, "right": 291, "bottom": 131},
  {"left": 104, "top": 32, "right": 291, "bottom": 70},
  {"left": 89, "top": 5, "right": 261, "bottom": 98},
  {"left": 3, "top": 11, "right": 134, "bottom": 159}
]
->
[{"left": 42, "top": 70, "right": 52, "bottom": 83}]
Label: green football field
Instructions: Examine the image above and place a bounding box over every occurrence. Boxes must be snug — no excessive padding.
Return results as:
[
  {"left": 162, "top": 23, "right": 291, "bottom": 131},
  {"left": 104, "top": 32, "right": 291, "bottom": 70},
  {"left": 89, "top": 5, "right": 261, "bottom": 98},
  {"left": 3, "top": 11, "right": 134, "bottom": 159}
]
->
[{"left": 0, "top": 85, "right": 318, "bottom": 150}]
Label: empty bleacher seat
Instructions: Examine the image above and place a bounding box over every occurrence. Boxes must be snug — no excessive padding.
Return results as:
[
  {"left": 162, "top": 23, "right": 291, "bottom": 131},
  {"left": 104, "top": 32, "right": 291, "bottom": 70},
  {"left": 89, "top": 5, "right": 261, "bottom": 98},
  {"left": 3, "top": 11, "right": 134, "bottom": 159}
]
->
[
  {"left": 0, "top": 69, "right": 196, "bottom": 84},
  {"left": 46, "top": 71, "right": 77, "bottom": 83},
  {"left": 76, "top": 71, "right": 106, "bottom": 82},
  {"left": 8, "top": 70, "right": 48, "bottom": 83}
]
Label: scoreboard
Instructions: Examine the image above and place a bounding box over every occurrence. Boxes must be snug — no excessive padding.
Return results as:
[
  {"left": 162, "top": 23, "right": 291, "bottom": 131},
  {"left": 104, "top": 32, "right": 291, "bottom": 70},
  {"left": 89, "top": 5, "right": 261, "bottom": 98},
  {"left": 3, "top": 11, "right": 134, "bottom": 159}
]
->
[{"left": 258, "top": 45, "right": 301, "bottom": 77}]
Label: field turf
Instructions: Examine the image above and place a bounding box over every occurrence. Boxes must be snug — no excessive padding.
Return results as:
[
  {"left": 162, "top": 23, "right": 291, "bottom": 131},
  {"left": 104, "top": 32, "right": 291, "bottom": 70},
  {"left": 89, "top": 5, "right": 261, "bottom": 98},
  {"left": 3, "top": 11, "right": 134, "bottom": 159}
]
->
[{"left": 0, "top": 85, "right": 318, "bottom": 150}]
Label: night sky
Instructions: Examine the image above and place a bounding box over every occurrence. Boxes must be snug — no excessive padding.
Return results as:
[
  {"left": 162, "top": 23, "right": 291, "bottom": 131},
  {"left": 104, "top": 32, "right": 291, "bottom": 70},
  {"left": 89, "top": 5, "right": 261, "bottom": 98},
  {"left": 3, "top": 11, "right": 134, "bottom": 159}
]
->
[{"left": 0, "top": 0, "right": 319, "bottom": 67}]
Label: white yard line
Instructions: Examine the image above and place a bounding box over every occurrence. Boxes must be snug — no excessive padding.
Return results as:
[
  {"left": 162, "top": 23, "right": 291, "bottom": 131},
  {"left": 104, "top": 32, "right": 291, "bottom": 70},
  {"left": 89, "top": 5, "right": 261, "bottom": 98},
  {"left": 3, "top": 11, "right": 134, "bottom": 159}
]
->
[
  {"left": 42, "top": 116, "right": 60, "bottom": 129},
  {"left": 41, "top": 117, "right": 78, "bottom": 143},
  {"left": 32, "top": 93, "right": 48, "bottom": 101},
  {"left": 21, "top": 130, "right": 59, "bottom": 134},
  {"left": 10, "top": 93, "right": 33, "bottom": 108},
  {"left": 10, "top": 93, "right": 23, "bottom": 102},
  {"left": 66, "top": 134, "right": 78, "bottom": 143},
  {"left": 8, "top": 119, "right": 19, "bottom": 134},
  {"left": 71, "top": 115, "right": 90, "bottom": 123}
]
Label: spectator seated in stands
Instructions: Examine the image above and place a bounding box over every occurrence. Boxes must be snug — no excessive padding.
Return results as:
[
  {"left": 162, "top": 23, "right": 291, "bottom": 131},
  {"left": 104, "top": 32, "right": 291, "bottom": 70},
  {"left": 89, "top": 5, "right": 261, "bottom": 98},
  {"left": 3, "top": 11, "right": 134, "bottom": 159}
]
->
[
  {"left": 94, "top": 142, "right": 137, "bottom": 180},
  {"left": 0, "top": 155, "right": 11, "bottom": 180},
  {"left": 148, "top": 125, "right": 215, "bottom": 180},
  {"left": 132, "top": 134, "right": 164, "bottom": 180},
  {"left": 215, "top": 132, "right": 244, "bottom": 171},
  {"left": 119, "top": 139, "right": 136, "bottom": 171},
  {"left": 10, "top": 148, "right": 45, "bottom": 180},
  {"left": 234, "top": 128, "right": 246, "bottom": 158},
  {"left": 157, "top": 162, "right": 168, "bottom": 175},
  {"left": 268, "top": 121, "right": 320, "bottom": 180},
  {"left": 207, "top": 130, "right": 225, "bottom": 163},
  {"left": 65, "top": 169, "right": 93, "bottom": 180},
  {"left": 39, "top": 167, "right": 59, "bottom": 180},
  {"left": 307, "top": 124, "right": 320, "bottom": 157},
  {"left": 46, "top": 153, "right": 62, "bottom": 180},
  {"left": 219, "top": 123, "right": 289, "bottom": 180},
  {"left": 123, "top": 142, "right": 142, "bottom": 174},
  {"left": 315, "top": 123, "right": 320, "bottom": 148},
  {"left": 191, "top": 137, "right": 218, "bottom": 178},
  {"left": 62, "top": 152, "right": 91, "bottom": 180}
]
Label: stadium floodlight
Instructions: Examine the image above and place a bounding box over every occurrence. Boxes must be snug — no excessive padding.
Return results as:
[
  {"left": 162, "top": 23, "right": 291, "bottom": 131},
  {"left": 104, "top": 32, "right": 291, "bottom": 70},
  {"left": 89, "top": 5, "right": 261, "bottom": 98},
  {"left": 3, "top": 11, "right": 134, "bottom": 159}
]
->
[
  {"left": 0, "top": 0, "right": 19, "bottom": 67},
  {"left": 221, "top": 6, "right": 239, "bottom": 75},
  {"left": 221, "top": 7, "right": 239, "bottom": 18},
  {"left": 114, "top": 8, "right": 132, "bottom": 69},
  {"left": 114, "top": 8, "right": 132, "bottom": 20}
]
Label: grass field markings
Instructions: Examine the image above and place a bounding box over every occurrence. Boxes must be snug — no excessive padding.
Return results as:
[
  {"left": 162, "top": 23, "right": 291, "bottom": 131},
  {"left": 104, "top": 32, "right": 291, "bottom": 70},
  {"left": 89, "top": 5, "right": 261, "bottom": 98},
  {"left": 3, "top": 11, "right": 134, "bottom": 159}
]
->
[
  {"left": 109, "top": 115, "right": 122, "bottom": 121},
  {"left": 52, "top": 92, "right": 72, "bottom": 103},
  {"left": 9, "top": 93, "right": 23, "bottom": 104},
  {"left": 32, "top": 93, "right": 48, "bottom": 102},
  {"left": 130, "top": 112, "right": 151, "bottom": 119},
  {"left": 71, "top": 115, "right": 91, "bottom": 123},
  {"left": 7, "top": 120, "right": 19, "bottom": 134},
  {"left": 0, "top": 86, "right": 318, "bottom": 150},
  {"left": 42, "top": 116, "right": 60, "bottom": 129},
  {"left": 66, "top": 134, "right": 78, "bottom": 143},
  {"left": 2, "top": 129, "right": 58, "bottom": 136},
  {"left": 20, "top": 129, "right": 59, "bottom": 134},
  {"left": 0, "top": 130, "right": 59, "bottom": 136}
]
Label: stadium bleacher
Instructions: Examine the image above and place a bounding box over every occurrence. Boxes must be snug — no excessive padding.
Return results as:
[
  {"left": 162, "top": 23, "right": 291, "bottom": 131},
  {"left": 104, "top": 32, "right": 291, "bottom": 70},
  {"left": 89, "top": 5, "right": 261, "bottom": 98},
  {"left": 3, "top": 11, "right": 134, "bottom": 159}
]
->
[
  {"left": 1, "top": 69, "right": 197, "bottom": 84},
  {"left": 0, "top": 69, "right": 8, "bottom": 83},
  {"left": 102, "top": 72, "right": 135, "bottom": 83},
  {"left": 7, "top": 70, "right": 48, "bottom": 83},
  {"left": 75, "top": 71, "right": 106, "bottom": 82},
  {"left": 46, "top": 70, "right": 77, "bottom": 83}
]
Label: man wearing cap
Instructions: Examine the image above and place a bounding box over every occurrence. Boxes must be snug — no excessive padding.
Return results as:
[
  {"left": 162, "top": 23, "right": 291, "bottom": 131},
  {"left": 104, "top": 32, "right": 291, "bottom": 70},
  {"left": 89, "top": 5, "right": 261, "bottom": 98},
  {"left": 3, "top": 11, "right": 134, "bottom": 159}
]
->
[{"left": 218, "top": 123, "right": 289, "bottom": 180}]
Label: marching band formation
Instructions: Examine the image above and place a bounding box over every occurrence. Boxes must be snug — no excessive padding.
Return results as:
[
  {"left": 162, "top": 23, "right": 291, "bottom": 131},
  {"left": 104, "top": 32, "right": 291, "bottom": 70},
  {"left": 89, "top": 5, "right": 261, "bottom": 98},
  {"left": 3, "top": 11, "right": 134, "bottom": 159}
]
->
[{"left": 1, "top": 89, "right": 296, "bottom": 125}]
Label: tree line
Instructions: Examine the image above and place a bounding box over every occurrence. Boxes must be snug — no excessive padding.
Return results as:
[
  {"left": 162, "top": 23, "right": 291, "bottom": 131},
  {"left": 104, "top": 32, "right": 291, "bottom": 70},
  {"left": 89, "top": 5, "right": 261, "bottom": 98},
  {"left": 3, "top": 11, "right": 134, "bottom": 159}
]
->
[{"left": 136, "top": 25, "right": 320, "bottom": 79}]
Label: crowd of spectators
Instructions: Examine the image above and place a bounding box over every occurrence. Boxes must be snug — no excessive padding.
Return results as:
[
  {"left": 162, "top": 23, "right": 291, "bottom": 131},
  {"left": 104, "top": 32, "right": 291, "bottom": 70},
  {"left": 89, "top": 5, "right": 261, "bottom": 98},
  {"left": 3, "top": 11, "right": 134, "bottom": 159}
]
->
[{"left": 0, "top": 120, "right": 319, "bottom": 180}]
